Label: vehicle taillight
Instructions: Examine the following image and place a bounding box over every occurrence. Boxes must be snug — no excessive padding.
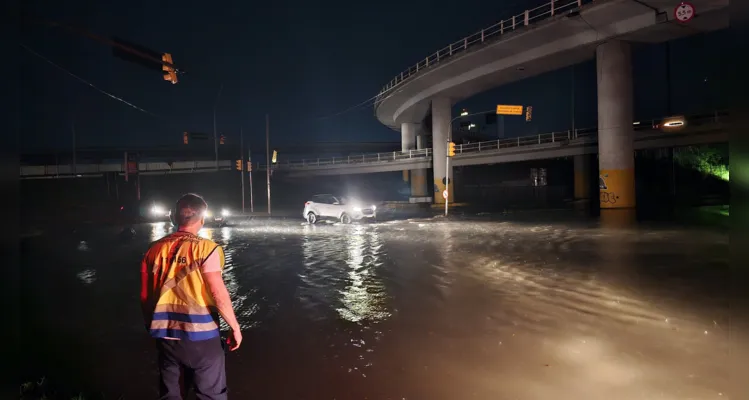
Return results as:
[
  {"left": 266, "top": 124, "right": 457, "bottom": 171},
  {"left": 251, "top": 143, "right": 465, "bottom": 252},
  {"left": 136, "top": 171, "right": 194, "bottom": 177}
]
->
[{"left": 305, "top": 202, "right": 311, "bottom": 206}]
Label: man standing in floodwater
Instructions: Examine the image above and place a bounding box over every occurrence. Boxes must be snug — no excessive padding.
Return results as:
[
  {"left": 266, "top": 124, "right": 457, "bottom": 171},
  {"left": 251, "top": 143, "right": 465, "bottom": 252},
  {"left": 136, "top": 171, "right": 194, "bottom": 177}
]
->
[{"left": 140, "top": 193, "right": 242, "bottom": 400}]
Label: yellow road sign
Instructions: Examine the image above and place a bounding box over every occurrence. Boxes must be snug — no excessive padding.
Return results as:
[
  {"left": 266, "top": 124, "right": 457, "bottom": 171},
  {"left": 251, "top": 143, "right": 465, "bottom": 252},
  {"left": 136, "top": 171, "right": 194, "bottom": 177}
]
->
[{"left": 496, "top": 105, "right": 523, "bottom": 115}]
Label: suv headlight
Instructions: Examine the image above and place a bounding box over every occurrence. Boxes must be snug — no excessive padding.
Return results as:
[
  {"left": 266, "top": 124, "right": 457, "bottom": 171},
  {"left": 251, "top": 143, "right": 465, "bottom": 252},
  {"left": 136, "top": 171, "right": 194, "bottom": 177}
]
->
[
  {"left": 151, "top": 205, "right": 165, "bottom": 215},
  {"left": 221, "top": 209, "right": 230, "bottom": 217}
]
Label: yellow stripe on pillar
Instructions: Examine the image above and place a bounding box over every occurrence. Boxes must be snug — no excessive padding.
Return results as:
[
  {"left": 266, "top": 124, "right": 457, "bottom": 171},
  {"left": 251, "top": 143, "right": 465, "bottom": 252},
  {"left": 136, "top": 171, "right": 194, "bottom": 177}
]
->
[
  {"left": 433, "top": 178, "right": 454, "bottom": 204},
  {"left": 402, "top": 170, "right": 409, "bottom": 182},
  {"left": 411, "top": 173, "right": 426, "bottom": 196},
  {"left": 598, "top": 169, "right": 635, "bottom": 209}
]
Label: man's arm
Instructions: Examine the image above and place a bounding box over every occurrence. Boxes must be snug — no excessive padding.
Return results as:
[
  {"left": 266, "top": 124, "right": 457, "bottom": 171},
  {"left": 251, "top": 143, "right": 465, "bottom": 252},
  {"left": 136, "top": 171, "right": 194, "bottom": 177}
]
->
[
  {"left": 202, "top": 247, "right": 242, "bottom": 350},
  {"left": 202, "top": 271, "right": 240, "bottom": 332},
  {"left": 201, "top": 249, "right": 240, "bottom": 332}
]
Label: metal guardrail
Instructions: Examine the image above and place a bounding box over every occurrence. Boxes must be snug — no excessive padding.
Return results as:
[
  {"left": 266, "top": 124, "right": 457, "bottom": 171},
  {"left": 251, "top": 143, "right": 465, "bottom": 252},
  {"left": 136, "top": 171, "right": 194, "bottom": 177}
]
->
[
  {"left": 375, "top": 0, "right": 591, "bottom": 102},
  {"left": 20, "top": 160, "right": 234, "bottom": 178},
  {"left": 20, "top": 111, "right": 726, "bottom": 178},
  {"left": 266, "top": 110, "right": 727, "bottom": 169},
  {"left": 258, "top": 148, "right": 432, "bottom": 170}
]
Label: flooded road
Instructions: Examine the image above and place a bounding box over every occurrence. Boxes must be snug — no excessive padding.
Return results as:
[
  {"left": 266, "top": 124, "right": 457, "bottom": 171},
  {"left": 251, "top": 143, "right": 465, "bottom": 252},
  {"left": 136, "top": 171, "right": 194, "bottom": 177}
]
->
[{"left": 22, "top": 217, "right": 729, "bottom": 399}]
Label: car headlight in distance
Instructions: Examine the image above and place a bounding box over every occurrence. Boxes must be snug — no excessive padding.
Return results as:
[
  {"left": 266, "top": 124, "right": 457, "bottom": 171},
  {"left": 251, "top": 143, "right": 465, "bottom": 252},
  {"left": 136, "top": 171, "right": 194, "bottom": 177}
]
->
[
  {"left": 151, "top": 205, "right": 165, "bottom": 215},
  {"left": 203, "top": 210, "right": 213, "bottom": 218},
  {"left": 221, "top": 209, "right": 230, "bottom": 217},
  {"left": 371, "top": 205, "right": 376, "bottom": 211}
]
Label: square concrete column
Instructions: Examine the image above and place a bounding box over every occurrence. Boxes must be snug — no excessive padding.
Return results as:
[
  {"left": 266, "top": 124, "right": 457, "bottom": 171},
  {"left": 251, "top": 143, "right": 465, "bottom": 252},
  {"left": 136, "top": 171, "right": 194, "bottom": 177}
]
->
[
  {"left": 401, "top": 122, "right": 418, "bottom": 152},
  {"left": 401, "top": 122, "right": 418, "bottom": 182},
  {"left": 411, "top": 133, "right": 428, "bottom": 197},
  {"left": 431, "top": 97, "right": 452, "bottom": 204},
  {"left": 596, "top": 40, "right": 635, "bottom": 215}
]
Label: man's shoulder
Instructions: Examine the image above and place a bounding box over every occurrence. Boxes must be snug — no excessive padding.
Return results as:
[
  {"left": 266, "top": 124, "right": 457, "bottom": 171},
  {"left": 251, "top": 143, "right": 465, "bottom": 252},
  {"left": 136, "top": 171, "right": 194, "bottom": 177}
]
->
[
  {"left": 198, "top": 237, "right": 220, "bottom": 249},
  {"left": 144, "top": 233, "right": 183, "bottom": 254}
]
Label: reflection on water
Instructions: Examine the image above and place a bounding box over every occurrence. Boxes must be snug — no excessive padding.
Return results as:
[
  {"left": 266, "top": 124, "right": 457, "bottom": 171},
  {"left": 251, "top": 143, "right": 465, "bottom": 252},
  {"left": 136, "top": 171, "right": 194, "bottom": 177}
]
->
[
  {"left": 219, "top": 226, "right": 231, "bottom": 243},
  {"left": 337, "top": 225, "right": 389, "bottom": 323},
  {"left": 29, "top": 218, "right": 729, "bottom": 399},
  {"left": 198, "top": 227, "right": 213, "bottom": 240},
  {"left": 149, "top": 222, "right": 169, "bottom": 242},
  {"left": 299, "top": 225, "right": 390, "bottom": 324},
  {"left": 76, "top": 269, "right": 96, "bottom": 284}
]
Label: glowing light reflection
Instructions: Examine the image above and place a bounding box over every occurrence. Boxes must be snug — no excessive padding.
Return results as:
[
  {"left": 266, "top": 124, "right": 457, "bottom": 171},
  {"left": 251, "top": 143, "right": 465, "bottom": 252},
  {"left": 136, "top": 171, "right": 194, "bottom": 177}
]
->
[
  {"left": 337, "top": 226, "right": 390, "bottom": 323},
  {"left": 198, "top": 228, "right": 213, "bottom": 240},
  {"left": 150, "top": 222, "right": 168, "bottom": 242}
]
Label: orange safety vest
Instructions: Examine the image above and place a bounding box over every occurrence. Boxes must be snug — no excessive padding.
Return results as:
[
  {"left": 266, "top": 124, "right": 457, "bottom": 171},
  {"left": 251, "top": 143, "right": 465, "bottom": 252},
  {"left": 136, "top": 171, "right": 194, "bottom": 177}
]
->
[{"left": 140, "top": 231, "right": 225, "bottom": 340}]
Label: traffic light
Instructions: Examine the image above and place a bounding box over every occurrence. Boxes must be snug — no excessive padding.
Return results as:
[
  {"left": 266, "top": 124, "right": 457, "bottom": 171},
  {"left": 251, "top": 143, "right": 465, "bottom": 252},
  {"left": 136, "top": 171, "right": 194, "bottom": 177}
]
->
[
  {"left": 247, "top": 161, "right": 252, "bottom": 172},
  {"left": 219, "top": 135, "right": 226, "bottom": 145},
  {"left": 183, "top": 132, "right": 189, "bottom": 144},
  {"left": 235, "top": 160, "right": 242, "bottom": 171},
  {"left": 525, "top": 105, "right": 533, "bottom": 122},
  {"left": 272, "top": 150, "right": 278, "bottom": 164},
  {"left": 447, "top": 141, "right": 456, "bottom": 157},
  {"left": 162, "top": 53, "right": 178, "bottom": 84}
]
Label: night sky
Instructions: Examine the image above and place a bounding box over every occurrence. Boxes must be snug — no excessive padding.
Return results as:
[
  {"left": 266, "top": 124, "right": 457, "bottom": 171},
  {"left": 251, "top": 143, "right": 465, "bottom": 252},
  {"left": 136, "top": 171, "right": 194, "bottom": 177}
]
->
[{"left": 20, "top": 0, "right": 729, "bottom": 154}]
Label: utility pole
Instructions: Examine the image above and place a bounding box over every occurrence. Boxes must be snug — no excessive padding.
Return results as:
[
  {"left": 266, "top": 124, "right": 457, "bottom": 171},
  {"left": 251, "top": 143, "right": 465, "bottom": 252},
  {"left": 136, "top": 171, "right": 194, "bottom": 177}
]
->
[
  {"left": 71, "top": 118, "right": 76, "bottom": 175},
  {"left": 266, "top": 114, "right": 271, "bottom": 215},
  {"left": 213, "top": 84, "right": 223, "bottom": 170},
  {"left": 445, "top": 138, "right": 450, "bottom": 217},
  {"left": 249, "top": 146, "right": 254, "bottom": 213},
  {"left": 240, "top": 128, "right": 246, "bottom": 213}
]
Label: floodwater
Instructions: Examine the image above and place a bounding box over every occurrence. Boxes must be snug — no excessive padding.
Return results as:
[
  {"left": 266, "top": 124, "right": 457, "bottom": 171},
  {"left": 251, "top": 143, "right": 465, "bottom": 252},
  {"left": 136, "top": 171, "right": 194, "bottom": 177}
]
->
[{"left": 22, "top": 216, "right": 729, "bottom": 399}]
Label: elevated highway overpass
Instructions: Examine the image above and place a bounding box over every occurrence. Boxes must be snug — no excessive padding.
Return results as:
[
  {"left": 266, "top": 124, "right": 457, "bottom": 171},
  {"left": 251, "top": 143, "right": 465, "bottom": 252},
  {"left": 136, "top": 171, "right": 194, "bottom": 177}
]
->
[
  {"left": 371, "top": 0, "right": 728, "bottom": 212},
  {"left": 374, "top": 0, "right": 728, "bottom": 128},
  {"left": 20, "top": 111, "right": 727, "bottom": 179}
]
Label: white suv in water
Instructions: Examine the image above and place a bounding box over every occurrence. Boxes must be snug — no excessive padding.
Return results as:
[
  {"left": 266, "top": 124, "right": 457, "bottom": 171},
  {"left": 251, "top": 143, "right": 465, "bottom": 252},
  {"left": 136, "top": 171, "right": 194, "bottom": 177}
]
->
[{"left": 303, "top": 194, "right": 377, "bottom": 224}]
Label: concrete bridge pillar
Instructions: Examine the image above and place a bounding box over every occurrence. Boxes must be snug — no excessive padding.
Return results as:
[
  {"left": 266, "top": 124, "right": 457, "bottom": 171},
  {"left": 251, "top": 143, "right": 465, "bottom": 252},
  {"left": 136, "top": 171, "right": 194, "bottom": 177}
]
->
[
  {"left": 401, "top": 122, "right": 418, "bottom": 183},
  {"left": 596, "top": 40, "right": 635, "bottom": 224},
  {"left": 411, "top": 133, "right": 428, "bottom": 198},
  {"left": 401, "top": 122, "right": 417, "bottom": 152},
  {"left": 432, "top": 97, "right": 453, "bottom": 204}
]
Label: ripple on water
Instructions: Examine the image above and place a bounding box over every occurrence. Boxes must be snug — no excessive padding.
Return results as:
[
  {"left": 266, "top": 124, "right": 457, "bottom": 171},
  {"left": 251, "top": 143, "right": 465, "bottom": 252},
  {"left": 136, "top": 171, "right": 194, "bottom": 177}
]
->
[
  {"left": 131, "top": 218, "right": 728, "bottom": 399},
  {"left": 76, "top": 269, "right": 96, "bottom": 284}
]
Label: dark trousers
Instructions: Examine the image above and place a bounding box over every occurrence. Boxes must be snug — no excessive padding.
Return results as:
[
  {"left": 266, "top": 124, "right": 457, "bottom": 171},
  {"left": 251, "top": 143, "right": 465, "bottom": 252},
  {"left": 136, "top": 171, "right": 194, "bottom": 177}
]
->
[{"left": 156, "top": 337, "right": 228, "bottom": 400}]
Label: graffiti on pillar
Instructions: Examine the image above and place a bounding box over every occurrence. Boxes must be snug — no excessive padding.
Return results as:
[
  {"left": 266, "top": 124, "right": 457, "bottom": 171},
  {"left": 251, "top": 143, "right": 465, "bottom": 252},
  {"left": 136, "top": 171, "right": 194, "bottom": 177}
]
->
[
  {"left": 599, "top": 174, "right": 619, "bottom": 205},
  {"left": 600, "top": 191, "right": 618, "bottom": 205}
]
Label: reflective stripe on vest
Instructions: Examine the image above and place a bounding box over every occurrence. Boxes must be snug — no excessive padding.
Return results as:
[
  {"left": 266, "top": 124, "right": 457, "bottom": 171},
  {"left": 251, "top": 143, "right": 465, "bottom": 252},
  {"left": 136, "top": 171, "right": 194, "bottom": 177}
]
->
[{"left": 142, "top": 232, "right": 225, "bottom": 340}]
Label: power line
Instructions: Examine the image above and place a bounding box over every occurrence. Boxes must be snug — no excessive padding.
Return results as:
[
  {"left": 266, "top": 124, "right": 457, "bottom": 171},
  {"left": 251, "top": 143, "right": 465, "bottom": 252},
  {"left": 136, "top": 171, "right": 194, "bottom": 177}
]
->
[
  {"left": 313, "top": 92, "right": 384, "bottom": 121},
  {"left": 19, "top": 42, "right": 161, "bottom": 119},
  {"left": 309, "top": 1, "right": 550, "bottom": 123}
]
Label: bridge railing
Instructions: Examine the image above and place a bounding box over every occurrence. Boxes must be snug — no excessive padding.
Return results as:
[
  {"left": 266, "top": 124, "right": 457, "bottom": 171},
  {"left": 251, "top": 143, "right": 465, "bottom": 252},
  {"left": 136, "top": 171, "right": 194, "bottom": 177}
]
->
[
  {"left": 456, "top": 110, "right": 728, "bottom": 155},
  {"left": 376, "top": 0, "right": 590, "bottom": 101},
  {"left": 260, "top": 148, "right": 432, "bottom": 170},
  {"left": 262, "top": 110, "right": 726, "bottom": 169}
]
